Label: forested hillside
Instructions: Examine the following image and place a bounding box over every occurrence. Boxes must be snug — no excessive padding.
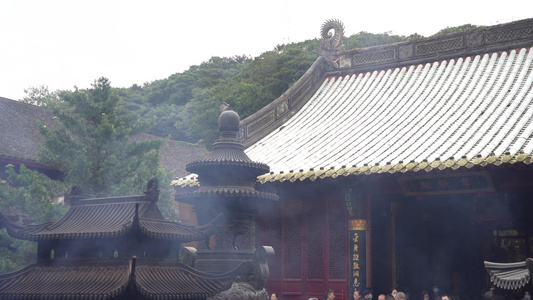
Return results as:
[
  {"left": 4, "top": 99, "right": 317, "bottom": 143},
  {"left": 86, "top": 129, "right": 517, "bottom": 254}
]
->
[{"left": 114, "top": 31, "right": 415, "bottom": 147}]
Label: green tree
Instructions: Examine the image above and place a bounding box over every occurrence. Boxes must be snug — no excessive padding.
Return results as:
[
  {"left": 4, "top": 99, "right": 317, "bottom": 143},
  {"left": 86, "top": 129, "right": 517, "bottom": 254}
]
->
[
  {"left": 21, "top": 85, "right": 60, "bottom": 108},
  {"left": 144, "top": 104, "right": 185, "bottom": 140},
  {"left": 343, "top": 31, "right": 408, "bottom": 50},
  {"left": 39, "top": 77, "right": 164, "bottom": 196},
  {"left": 0, "top": 165, "right": 69, "bottom": 273}
]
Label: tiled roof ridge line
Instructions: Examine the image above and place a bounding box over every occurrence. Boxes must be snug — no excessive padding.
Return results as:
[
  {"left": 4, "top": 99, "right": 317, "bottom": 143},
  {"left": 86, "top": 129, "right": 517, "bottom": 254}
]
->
[
  {"left": 333, "top": 18, "right": 533, "bottom": 75},
  {"left": 325, "top": 47, "right": 532, "bottom": 81}
]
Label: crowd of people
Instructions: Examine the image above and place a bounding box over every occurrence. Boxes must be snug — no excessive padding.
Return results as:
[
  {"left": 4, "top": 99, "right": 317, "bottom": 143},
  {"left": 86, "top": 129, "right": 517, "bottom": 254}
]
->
[
  {"left": 320, "top": 286, "right": 444, "bottom": 300},
  {"left": 269, "top": 284, "right": 533, "bottom": 300}
]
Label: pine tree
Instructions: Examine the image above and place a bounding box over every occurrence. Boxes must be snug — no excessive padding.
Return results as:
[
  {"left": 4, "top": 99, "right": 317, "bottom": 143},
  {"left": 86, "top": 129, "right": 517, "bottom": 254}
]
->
[{"left": 39, "top": 77, "right": 164, "bottom": 196}]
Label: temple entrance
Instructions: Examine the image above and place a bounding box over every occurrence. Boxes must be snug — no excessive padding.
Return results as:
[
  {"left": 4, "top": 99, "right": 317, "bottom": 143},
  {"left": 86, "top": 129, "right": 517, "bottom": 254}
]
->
[{"left": 371, "top": 189, "right": 533, "bottom": 300}]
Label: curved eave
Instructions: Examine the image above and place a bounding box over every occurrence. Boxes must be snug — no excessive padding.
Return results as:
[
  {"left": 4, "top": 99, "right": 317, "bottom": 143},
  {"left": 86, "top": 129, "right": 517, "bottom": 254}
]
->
[
  {"left": 172, "top": 153, "right": 533, "bottom": 186},
  {"left": 0, "top": 261, "right": 130, "bottom": 300},
  {"left": 176, "top": 188, "right": 279, "bottom": 202},
  {"left": 257, "top": 153, "right": 532, "bottom": 183},
  {"left": 0, "top": 259, "right": 243, "bottom": 300},
  {"left": 1, "top": 201, "right": 153, "bottom": 241},
  {"left": 138, "top": 214, "right": 223, "bottom": 242},
  {"left": 134, "top": 260, "right": 244, "bottom": 300},
  {"left": 186, "top": 159, "right": 270, "bottom": 173}
]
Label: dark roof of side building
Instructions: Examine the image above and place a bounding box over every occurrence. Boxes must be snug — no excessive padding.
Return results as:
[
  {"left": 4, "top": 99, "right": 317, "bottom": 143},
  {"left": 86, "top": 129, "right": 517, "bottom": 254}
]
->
[{"left": 0, "top": 97, "right": 55, "bottom": 167}]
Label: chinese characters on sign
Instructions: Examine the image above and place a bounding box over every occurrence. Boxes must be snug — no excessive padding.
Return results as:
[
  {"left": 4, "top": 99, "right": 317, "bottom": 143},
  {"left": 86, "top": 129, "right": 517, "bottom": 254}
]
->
[{"left": 350, "top": 227, "right": 366, "bottom": 295}]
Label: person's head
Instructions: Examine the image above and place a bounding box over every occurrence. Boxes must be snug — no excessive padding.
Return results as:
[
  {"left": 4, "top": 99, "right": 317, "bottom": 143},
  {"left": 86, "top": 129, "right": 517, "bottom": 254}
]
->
[
  {"left": 525, "top": 291, "right": 531, "bottom": 299},
  {"left": 397, "top": 292, "right": 407, "bottom": 300},
  {"left": 387, "top": 294, "right": 395, "bottom": 300},
  {"left": 379, "top": 294, "right": 386, "bottom": 300},
  {"left": 271, "top": 293, "right": 278, "bottom": 300},
  {"left": 423, "top": 291, "right": 429, "bottom": 300},
  {"left": 326, "top": 289, "right": 335, "bottom": 300},
  {"left": 432, "top": 286, "right": 440, "bottom": 295},
  {"left": 440, "top": 295, "right": 450, "bottom": 300},
  {"left": 392, "top": 290, "right": 398, "bottom": 298},
  {"left": 363, "top": 288, "right": 373, "bottom": 300},
  {"left": 354, "top": 291, "right": 361, "bottom": 300}
]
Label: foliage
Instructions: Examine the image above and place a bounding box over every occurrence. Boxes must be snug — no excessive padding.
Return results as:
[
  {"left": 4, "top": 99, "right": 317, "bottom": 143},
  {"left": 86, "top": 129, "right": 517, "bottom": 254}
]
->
[
  {"left": 143, "top": 104, "right": 185, "bottom": 140},
  {"left": 0, "top": 231, "right": 36, "bottom": 273},
  {"left": 432, "top": 24, "right": 478, "bottom": 36},
  {"left": 0, "top": 165, "right": 69, "bottom": 273},
  {"left": 142, "top": 56, "right": 251, "bottom": 107},
  {"left": 0, "top": 165, "right": 68, "bottom": 227},
  {"left": 343, "top": 31, "right": 408, "bottom": 50},
  {"left": 39, "top": 77, "right": 164, "bottom": 197},
  {"left": 21, "top": 85, "right": 60, "bottom": 108},
  {"left": 243, "top": 45, "right": 318, "bottom": 99}
]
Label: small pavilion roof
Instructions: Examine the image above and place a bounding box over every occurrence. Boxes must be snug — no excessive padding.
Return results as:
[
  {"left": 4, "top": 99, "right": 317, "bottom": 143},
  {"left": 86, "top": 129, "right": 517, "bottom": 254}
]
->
[
  {"left": 0, "top": 258, "right": 241, "bottom": 300},
  {"left": 0, "top": 194, "right": 218, "bottom": 242}
]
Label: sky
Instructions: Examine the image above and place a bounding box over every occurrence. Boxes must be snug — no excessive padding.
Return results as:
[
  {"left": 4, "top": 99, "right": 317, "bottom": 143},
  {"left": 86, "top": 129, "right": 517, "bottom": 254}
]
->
[{"left": 1, "top": 0, "right": 532, "bottom": 101}]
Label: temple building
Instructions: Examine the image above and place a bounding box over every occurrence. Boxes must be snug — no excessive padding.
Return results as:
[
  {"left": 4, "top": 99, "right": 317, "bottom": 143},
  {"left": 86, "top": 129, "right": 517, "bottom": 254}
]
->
[
  {"left": 0, "top": 110, "right": 276, "bottom": 300},
  {"left": 173, "top": 17, "right": 533, "bottom": 299}
]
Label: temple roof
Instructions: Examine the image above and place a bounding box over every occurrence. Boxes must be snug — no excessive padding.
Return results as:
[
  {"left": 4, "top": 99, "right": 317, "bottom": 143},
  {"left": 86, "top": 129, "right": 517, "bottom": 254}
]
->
[
  {"left": 0, "top": 194, "right": 218, "bottom": 241},
  {"left": 0, "top": 258, "right": 240, "bottom": 300},
  {"left": 0, "top": 97, "right": 55, "bottom": 167},
  {"left": 231, "top": 18, "right": 533, "bottom": 183}
]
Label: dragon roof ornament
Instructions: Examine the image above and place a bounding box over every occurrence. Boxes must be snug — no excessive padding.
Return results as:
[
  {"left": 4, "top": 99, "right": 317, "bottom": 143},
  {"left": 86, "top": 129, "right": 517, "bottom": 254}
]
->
[{"left": 318, "top": 19, "right": 345, "bottom": 68}]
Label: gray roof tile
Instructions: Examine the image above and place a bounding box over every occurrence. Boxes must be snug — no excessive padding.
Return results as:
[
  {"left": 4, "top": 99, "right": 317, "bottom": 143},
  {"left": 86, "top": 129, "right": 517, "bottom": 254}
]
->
[{"left": 245, "top": 48, "right": 533, "bottom": 174}]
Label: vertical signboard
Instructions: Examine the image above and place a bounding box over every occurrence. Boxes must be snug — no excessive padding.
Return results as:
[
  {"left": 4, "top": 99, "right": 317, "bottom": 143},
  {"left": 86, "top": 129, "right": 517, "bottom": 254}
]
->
[{"left": 349, "top": 219, "right": 369, "bottom": 296}]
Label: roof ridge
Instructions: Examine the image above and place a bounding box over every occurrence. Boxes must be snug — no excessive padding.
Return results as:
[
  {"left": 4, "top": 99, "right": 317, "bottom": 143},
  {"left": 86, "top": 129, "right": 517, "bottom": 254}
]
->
[{"left": 333, "top": 18, "right": 533, "bottom": 74}]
